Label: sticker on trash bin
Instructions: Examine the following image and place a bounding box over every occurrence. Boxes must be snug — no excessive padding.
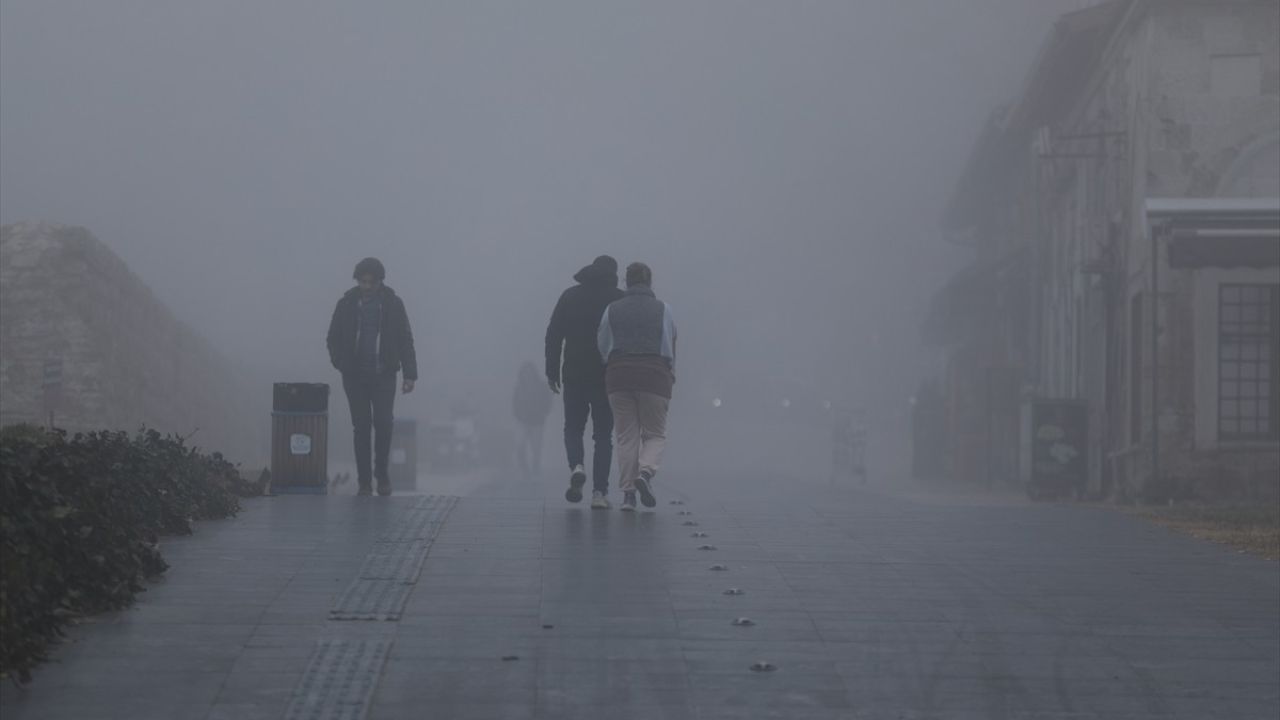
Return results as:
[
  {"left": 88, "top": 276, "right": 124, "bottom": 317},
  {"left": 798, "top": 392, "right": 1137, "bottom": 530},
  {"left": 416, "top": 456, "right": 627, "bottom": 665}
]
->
[
  {"left": 391, "top": 449, "right": 407, "bottom": 465},
  {"left": 290, "top": 433, "right": 312, "bottom": 455}
]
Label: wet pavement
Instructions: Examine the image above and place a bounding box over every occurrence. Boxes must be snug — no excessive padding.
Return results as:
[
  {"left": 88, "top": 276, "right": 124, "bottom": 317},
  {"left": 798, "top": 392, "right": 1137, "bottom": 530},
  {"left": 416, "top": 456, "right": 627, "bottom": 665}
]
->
[{"left": 1, "top": 469, "right": 1277, "bottom": 720}]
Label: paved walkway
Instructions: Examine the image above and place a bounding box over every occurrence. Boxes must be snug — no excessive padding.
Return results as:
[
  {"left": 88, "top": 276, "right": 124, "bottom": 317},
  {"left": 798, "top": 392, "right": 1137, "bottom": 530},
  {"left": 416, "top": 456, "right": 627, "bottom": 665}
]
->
[{"left": 2, "top": 469, "right": 1277, "bottom": 720}]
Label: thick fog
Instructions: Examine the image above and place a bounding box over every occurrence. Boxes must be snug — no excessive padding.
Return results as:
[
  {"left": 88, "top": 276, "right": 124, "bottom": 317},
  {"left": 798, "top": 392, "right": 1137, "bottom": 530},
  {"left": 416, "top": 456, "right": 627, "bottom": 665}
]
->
[{"left": 1, "top": 1, "right": 1078, "bottom": 477}]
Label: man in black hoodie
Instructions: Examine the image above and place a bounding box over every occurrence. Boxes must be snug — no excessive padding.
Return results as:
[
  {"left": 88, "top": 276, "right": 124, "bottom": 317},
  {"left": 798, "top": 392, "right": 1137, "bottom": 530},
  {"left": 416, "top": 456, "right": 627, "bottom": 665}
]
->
[
  {"left": 327, "top": 257, "right": 418, "bottom": 496},
  {"left": 545, "top": 255, "right": 624, "bottom": 508}
]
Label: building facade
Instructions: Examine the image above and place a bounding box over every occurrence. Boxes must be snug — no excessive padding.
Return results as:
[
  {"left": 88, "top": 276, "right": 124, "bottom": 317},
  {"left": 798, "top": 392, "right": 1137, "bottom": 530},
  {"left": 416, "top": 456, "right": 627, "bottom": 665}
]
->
[{"left": 929, "top": 0, "right": 1279, "bottom": 501}]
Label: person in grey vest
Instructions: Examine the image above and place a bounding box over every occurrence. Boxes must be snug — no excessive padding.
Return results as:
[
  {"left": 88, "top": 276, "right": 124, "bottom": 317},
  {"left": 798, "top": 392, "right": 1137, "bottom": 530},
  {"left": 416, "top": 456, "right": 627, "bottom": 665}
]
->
[
  {"left": 597, "top": 262, "right": 677, "bottom": 511},
  {"left": 326, "top": 257, "right": 417, "bottom": 496}
]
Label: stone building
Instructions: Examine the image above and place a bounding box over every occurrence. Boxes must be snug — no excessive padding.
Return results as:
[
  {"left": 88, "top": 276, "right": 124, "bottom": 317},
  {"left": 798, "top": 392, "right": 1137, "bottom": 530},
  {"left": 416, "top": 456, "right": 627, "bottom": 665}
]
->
[
  {"left": 928, "top": 0, "right": 1279, "bottom": 501},
  {"left": 0, "top": 222, "right": 266, "bottom": 464}
]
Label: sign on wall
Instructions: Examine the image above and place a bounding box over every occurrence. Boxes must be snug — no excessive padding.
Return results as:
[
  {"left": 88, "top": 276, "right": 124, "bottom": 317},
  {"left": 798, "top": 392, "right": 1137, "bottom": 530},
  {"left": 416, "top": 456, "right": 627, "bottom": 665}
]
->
[{"left": 1022, "top": 398, "right": 1089, "bottom": 500}]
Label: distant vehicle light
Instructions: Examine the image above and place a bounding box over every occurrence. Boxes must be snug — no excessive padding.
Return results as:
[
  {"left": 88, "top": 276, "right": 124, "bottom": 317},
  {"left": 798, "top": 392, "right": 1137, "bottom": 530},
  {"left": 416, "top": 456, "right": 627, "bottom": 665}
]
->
[{"left": 712, "top": 398, "right": 722, "bottom": 408}]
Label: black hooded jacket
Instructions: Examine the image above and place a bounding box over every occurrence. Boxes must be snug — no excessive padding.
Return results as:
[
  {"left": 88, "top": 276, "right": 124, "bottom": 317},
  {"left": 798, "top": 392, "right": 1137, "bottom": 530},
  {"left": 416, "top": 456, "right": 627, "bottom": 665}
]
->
[
  {"left": 327, "top": 285, "right": 418, "bottom": 380},
  {"left": 545, "top": 263, "right": 623, "bottom": 386}
]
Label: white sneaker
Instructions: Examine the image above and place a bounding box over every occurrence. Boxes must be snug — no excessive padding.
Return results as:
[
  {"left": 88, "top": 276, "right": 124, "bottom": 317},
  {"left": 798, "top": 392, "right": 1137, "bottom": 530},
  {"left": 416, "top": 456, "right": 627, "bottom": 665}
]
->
[
  {"left": 565, "top": 464, "right": 587, "bottom": 503},
  {"left": 590, "top": 491, "right": 611, "bottom": 509}
]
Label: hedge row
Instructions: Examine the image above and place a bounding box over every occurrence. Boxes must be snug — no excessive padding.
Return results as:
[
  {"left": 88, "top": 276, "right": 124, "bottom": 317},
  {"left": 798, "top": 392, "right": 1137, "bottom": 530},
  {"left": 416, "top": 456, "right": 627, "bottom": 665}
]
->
[{"left": 0, "top": 425, "right": 263, "bottom": 683}]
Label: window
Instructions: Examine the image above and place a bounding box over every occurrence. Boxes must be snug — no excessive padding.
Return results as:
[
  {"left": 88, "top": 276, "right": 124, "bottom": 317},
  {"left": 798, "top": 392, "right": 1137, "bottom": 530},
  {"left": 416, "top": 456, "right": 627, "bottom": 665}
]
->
[
  {"left": 1210, "top": 54, "right": 1262, "bottom": 98},
  {"left": 1219, "top": 284, "right": 1280, "bottom": 441}
]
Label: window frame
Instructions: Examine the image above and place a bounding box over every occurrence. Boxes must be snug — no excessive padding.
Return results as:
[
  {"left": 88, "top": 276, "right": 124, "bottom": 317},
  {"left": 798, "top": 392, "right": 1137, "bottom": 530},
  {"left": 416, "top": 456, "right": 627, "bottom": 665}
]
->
[{"left": 1217, "top": 283, "right": 1280, "bottom": 442}]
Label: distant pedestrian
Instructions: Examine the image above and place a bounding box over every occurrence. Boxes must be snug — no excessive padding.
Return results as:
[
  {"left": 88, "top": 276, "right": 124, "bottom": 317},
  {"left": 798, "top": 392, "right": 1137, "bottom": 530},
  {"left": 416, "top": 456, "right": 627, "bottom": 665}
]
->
[
  {"left": 326, "top": 257, "right": 417, "bottom": 496},
  {"left": 597, "top": 262, "right": 676, "bottom": 511},
  {"left": 545, "top": 255, "right": 624, "bottom": 509},
  {"left": 513, "top": 361, "right": 552, "bottom": 478}
]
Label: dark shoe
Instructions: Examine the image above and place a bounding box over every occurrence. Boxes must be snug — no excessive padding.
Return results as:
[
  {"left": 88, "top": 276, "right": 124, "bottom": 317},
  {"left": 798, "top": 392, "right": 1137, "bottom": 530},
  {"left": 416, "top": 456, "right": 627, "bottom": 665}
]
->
[
  {"left": 565, "top": 464, "right": 586, "bottom": 503},
  {"left": 634, "top": 471, "right": 656, "bottom": 508},
  {"left": 376, "top": 479, "right": 392, "bottom": 497},
  {"left": 356, "top": 485, "right": 372, "bottom": 497}
]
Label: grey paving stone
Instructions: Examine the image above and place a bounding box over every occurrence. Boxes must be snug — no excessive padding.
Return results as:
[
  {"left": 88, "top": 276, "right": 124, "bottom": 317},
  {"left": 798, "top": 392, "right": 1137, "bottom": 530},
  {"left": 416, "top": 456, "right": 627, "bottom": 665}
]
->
[
  {"left": 206, "top": 702, "right": 291, "bottom": 720},
  {"left": 2, "top": 478, "right": 1276, "bottom": 720},
  {"left": 369, "top": 703, "right": 536, "bottom": 720}
]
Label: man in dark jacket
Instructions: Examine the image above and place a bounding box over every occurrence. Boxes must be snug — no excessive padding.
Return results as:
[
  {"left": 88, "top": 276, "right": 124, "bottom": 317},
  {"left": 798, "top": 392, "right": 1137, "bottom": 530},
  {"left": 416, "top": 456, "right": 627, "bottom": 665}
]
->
[
  {"left": 545, "top": 255, "right": 624, "bottom": 508},
  {"left": 327, "top": 257, "right": 418, "bottom": 496}
]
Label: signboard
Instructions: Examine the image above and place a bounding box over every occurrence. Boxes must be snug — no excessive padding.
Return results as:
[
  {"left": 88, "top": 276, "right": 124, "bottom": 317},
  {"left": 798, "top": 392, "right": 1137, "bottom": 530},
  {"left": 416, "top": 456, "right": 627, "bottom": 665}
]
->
[
  {"left": 290, "top": 433, "right": 313, "bottom": 455},
  {"left": 1022, "top": 399, "right": 1088, "bottom": 500}
]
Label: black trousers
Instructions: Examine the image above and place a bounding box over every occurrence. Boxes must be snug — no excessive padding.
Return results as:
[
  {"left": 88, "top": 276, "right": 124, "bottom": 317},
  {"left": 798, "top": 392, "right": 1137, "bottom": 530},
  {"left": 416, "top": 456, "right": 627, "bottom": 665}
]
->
[
  {"left": 562, "top": 379, "right": 613, "bottom": 493},
  {"left": 343, "top": 372, "right": 397, "bottom": 486}
]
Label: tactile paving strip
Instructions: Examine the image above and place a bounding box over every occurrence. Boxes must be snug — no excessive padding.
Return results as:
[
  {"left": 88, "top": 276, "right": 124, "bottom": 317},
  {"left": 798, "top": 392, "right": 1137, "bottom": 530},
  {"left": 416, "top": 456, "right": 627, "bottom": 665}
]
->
[
  {"left": 330, "top": 579, "right": 413, "bottom": 621},
  {"left": 331, "top": 495, "right": 459, "bottom": 620},
  {"left": 356, "top": 541, "right": 431, "bottom": 584},
  {"left": 376, "top": 495, "right": 458, "bottom": 543},
  {"left": 283, "top": 638, "right": 391, "bottom": 720}
]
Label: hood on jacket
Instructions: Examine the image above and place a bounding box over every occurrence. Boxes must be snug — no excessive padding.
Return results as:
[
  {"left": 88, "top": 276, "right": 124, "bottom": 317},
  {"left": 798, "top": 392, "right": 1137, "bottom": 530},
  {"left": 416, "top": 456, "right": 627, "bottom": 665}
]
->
[
  {"left": 573, "top": 255, "right": 619, "bottom": 287},
  {"left": 344, "top": 284, "right": 398, "bottom": 300}
]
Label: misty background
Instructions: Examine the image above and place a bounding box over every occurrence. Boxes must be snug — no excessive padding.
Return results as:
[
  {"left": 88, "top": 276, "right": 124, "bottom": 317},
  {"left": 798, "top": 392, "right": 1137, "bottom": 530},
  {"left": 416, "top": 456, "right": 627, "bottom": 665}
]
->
[{"left": 1, "top": 1, "right": 1081, "bottom": 476}]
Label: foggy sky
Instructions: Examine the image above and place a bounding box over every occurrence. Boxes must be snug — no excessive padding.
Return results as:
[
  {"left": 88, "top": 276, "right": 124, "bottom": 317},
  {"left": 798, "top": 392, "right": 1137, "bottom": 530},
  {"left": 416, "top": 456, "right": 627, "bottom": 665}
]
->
[{"left": 1, "top": 1, "right": 1077, "bottom": 448}]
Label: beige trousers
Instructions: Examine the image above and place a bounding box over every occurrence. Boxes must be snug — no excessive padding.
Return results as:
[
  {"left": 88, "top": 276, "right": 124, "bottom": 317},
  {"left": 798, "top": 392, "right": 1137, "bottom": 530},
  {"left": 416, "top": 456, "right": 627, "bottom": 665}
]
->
[{"left": 608, "top": 390, "right": 670, "bottom": 492}]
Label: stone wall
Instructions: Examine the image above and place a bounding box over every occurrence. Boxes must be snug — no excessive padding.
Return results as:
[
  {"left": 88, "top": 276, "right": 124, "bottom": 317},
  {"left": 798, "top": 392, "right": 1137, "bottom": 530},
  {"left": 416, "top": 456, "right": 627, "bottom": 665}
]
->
[
  {"left": 0, "top": 223, "right": 266, "bottom": 464},
  {"left": 1145, "top": 2, "right": 1280, "bottom": 200}
]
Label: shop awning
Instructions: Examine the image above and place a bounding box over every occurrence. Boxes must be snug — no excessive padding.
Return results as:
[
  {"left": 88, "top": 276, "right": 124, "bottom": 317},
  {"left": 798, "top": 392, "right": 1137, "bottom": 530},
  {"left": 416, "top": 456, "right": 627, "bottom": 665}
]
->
[{"left": 1147, "top": 198, "right": 1280, "bottom": 269}]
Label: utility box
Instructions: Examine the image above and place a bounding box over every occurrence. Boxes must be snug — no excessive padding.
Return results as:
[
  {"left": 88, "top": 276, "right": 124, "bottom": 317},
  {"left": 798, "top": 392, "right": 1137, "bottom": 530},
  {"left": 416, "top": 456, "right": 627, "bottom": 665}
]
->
[
  {"left": 271, "top": 382, "right": 329, "bottom": 494},
  {"left": 1020, "top": 398, "right": 1088, "bottom": 501},
  {"left": 389, "top": 418, "right": 418, "bottom": 492}
]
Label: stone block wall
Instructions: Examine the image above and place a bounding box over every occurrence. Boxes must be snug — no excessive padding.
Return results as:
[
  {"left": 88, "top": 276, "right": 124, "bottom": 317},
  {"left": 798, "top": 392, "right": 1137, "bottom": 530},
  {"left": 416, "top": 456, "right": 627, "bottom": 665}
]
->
[{"left": 0, "top": 223, "right": 266, "bottom": 464}]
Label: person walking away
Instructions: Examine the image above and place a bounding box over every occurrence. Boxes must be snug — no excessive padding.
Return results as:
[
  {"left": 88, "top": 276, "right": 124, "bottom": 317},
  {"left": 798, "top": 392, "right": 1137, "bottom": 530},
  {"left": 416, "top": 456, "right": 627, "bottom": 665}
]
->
[
  {"left": 326, "top": 257, "right": 418, "bottom": 496},
  {"left": 597, "top": 262, "right": 676, "bottom": 511},
  {"left": 513, "top": 361, "right": 552, "bottom": 478},
  {"left": 545, "top": 255, "right": 624, "bottom": 509}
]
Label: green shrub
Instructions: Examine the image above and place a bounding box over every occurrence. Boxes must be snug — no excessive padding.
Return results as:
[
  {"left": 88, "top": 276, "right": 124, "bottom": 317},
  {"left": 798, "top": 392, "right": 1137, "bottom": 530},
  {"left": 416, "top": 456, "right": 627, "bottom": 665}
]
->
[{"left": 0, "top": 427, "right": 260, "bottom": 683}]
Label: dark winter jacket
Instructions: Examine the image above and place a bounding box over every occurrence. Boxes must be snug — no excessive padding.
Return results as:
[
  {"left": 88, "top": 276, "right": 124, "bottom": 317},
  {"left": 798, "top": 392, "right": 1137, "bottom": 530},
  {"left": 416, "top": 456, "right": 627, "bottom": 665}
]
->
[
  {"left": 545, "top": 263, "right": 623, "bottom": 387},
  {"left": 327, "top": 285, "right": 418, "bottom": 380}
]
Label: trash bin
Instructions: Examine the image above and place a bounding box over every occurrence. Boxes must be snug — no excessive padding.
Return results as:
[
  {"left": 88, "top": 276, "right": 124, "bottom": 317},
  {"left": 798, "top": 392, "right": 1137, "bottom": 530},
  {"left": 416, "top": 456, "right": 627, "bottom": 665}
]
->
[
  {"left": 271, "top": 382, "right": 329, "bottom": 494},
  {"left": 389, "top": 418, "right": 418, "bottom": 492}
]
